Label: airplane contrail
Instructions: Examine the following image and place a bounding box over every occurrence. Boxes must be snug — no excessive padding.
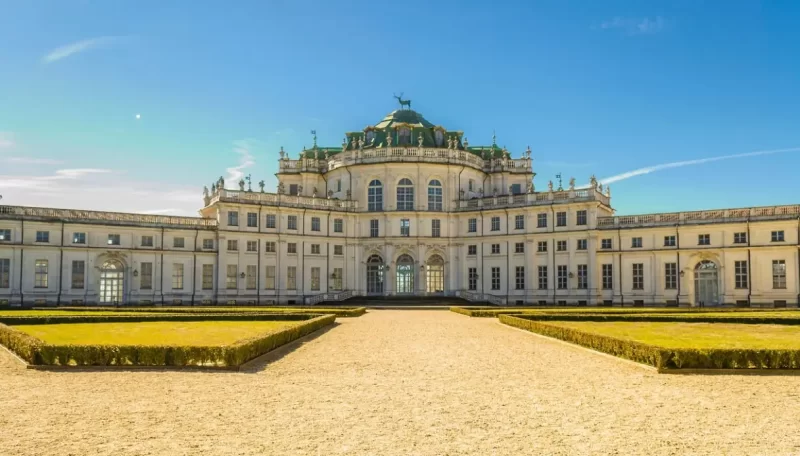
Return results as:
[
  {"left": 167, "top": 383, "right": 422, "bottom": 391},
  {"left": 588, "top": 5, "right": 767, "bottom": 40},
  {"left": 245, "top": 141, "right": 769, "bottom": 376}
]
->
[{"left": 598, "top": 147, "right": 800, "bottom": 185}]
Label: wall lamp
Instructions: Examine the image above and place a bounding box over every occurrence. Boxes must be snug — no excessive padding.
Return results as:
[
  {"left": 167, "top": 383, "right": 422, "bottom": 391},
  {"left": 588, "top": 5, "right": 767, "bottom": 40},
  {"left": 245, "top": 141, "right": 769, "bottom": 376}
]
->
[
  {"left": 133, "top": 269, "right": 139, "bottom": 277},
  {"left": 240, "top": 272, "right": 246, "bottom": 279}
]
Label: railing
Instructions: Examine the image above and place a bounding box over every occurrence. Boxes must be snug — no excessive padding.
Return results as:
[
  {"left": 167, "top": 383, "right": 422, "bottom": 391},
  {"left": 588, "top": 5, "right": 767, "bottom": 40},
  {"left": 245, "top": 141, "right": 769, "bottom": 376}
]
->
[
  {"left": 0, "top": 205, "right": 217, "bottom": 228},
  {"left": 597, "top": 204, "right": 800, "bottom": 229},
  {"left": 304, "top": 290, "right": 353, "bottom": 305},
  {"left": 278, "top": 146, "right": 532, "bottom": 174},
  {"left": 210, "top": 190, "right": 358, "bottom": 212},
  {"left": 456, "top": 188, "right": 610, "bottom": 211},
  {"left": 456, "top": 291, "right": 508, "bottom": 306}
]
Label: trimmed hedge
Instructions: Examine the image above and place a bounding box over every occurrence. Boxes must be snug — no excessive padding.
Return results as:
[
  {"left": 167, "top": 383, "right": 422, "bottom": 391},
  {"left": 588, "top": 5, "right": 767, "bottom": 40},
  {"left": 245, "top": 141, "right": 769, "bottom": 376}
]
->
[
  {"left": 35, "top": 306, "right": 367, "bottom": 318},
  {"left": 2, "top": 314, "right": 334, "bottom": 367},
  {"left": 450, "top": 306, "right": 800, "bottom": 319},
  {"left": 516, "top": 313, "right": 800, "bottom": 325},
  {"left": 0, "top": 312, "right": 329, "bottom": 326},
  {"left": 500, "top": 314, "right": 800, "bottom": 370}
]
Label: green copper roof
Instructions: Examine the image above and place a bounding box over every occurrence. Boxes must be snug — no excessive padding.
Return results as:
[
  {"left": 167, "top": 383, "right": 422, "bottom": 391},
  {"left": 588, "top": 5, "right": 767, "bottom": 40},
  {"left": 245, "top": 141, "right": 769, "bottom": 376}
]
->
[{"left": 374, "top": 110, "right": 435, "bottom": 129}]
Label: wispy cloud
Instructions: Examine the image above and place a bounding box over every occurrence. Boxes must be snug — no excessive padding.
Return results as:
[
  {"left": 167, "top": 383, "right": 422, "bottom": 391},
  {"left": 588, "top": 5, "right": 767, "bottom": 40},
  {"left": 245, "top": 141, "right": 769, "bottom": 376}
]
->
[
  {"left": 225, "top": 140, "right": 257, "bottom": 183},
  {"left": 599, "top": 16, "right": 666, "bottom": 35},
  {"left": 0, "top": 132, "right": 14, "bottom": 149},
  {"left": 42, "top": 36, "right": 123, "bottom": 64},
  {"left": 4, "top": 156, "right": 64, "bottom": 165},
  {"left": 596, "top": 147, "right": 800, "bottom": 186}
]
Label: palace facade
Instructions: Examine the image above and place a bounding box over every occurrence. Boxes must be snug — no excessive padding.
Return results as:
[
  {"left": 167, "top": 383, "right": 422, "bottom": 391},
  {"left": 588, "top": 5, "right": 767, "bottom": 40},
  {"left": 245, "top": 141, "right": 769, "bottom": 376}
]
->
[{"left": 1, "top": 108, "right": 798, "bottom": 307}]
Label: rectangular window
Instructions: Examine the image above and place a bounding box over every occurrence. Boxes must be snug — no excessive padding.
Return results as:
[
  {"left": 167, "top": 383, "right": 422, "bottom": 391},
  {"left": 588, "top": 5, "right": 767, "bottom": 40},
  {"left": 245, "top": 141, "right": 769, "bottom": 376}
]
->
[
  {"left": 72, "top": 232, "right": 85, "bottom": 244},
  {"left": 397, "top": 184, "right": 414, "bottom": 211},
  {"left": 227, "top": 211, "right": 239, "bottom": 226},
  {"left": 733, "top": 232, "right": 747, "bottom": 244},
  {"left": 557, "top": 265, "right": 567, "bottom": 289},
  {"left": 515, "top": 242, "right": 524, "bottom": 253},
  {"left": 0, "top": 259, "right": 9, "bottom": 288},
  {"left": 576, "top": 210, "right": 587, "bottom": 226},
  {"left": 468, "top": 218, "right": 477, "bottom": 233},
  {"left": 202, "top": 239, "right": 214, "bottom": 250},
  {"left": 577, "top": 264, "right": 588, "bottom": 289},
  {"left": 491, "top": 244, "right": 500, "bottom": 254},
  {"left": 287, "top": 266, "right": 297, "bottom": 290},
  {"left": 202, "top": 264, "right": 214, "bottom": 290},
  {"left": 265, "top": 266, "right": 276, "bottom": 290},
  {"left": 311, "top": 244, "right": 320, "bottom": 254},
  {"left": 468, "top": 268, "right": 478, "bottom": 291},
  {"left": 772, "top": 231, "right": 785, "bottom": 242},
  {"left": 226, "top": 265, "right": 238, "bottom": 289},
  {"left": 35, "top": 231, "right": 49, "bottom": 243},
  {"left": 601, "top": 238, "right": 612, "bottom": 249},
  {"left": 577, "top": 239, "right": 587, "bottom": 250},
  {"left": 337, "top": 179, "right": 342, "bottom": 192},
  {"left": 537, "top": 213, "right": 547, "bottom": 228},
  {"left": 71, "top": 260, "right": 85, "bottom": 289},
  {"left": 287, "top": 243, "right": 297, "bottom": 254},
  {"left": 515, "top": 215, "right": 524, "bottom": 230},
  {"left": 0, "top": 229, "right": 10, "bottom": 242},
  {"left": 664, "top": 235, "right": 676, "bottom": 247},
  {"left": 246, "top": 240, "right": 258, "bottom": 252},
  {"left": 247, "top": 212, "right": 258, "bottom": 228},
  {"left": 311, "top": 267, "right": 320, "bottom": 291},
  {"left": 698, "top": 234, "right": 710, "bottom": 246},
  {"left": 511, "top": 183, "right": 522, "bottom": 194},
  {"left": 173, "top": 237, "right": 185, "bottom": 248},
  {"left": 556, "top": 211, "right": 567, "bottom": 227},
  {"left": 141, "top": 235, "right": 154, "bottom": 247},
  {"left": 266, "top": 214, "right": 276, "bottom": 229},
  {"left": 140, "top": 262, "right": 153, "bottom": 290},
  {"left": 556, "top": 240, "right": 567, "bottom": 251},
  {"left": 602, "top": 264, "right": 613, "bottom": 290},
  {"left": 734, "top": 260, "right": 748, "bottom": 289},
  {"left": 632, "top": 263, "right": 644, "bottom": 290},
  {"left": 332, "top": 268, "right": 343, "bottom": 290},
  {"left": 287, "top": 215, "right": 297, "bottom": 230},
  {"left": 172, "top": 263, "right": 184, "bottom": 289},
  {"left": 400, "top": 219, "right": 410, "bottom": 237},
  {"left": 34, "top": 260, "right": 48, "bottom": 288},
  {"left": 538, "top": 266, "right": 548, "bottom": 290},
  {"left": 515, "top": 266, "right": 525, "bottom": 290},
  {"left": 246, "top": 265, "right": 257, "bottom": 289},
  {"left": 334, "top": 219, "right": 343, "bottom": 233},
  {"left": 431, "top": 219, "right": 441, "bottom": 238},
  {"left": 664, "top": 262, "right": 677, "bottom": 290},
  {"left": 107, "top": 234, "right": 121, "bottom": 246},
  {"left": 491, "top": 267, "right": 501, "bottom": 290},
  {"left": 289, "top": 184, "right": 298, "bottom": 196},
  {"left": 468, "top": 180, "right": 474, "bottom": 192},
  {"left": 265, "top": 241, "right": 276, "bottom": 253},
  {"left": 370, "top": 219, "right": 379, "bottom": 238},
  {"left": 491, "top": 217, "right": 500, "bottom": 231},
  {"left": 631, "top": 237, "right": 642, "bottom": 248},
  {"left": 227, "top": 240, "right": 238, "bottom": 251},
  {"left": 772, "top": 260, "right": 787, "bottom": 289},
  {"left": 334, "top": 245, "right": 343, "bottom": 255},
  {"left": 468, "top": 245, "right": 477, "bottom": 255},
  {"left": 537, "top": 241, "right": 547, "bottom": 253},
  {"left": 311, "top": 217, "right": 321, "bottom": 232}
]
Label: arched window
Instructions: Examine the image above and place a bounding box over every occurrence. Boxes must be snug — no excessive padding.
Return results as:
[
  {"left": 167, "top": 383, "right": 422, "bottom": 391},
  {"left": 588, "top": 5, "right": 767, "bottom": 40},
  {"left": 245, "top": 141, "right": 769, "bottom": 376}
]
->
[
  {"left": 397, "top": 178, "right": 414, "bottom": 211},
  {"left": 100, "top": 260, "right": 124, "bottom": 304},
  {"left": 366, "top": 255, "right": 385, "bottom": 294},
  {"left": 694, "top": 260, "right": 719, "bottom": 307},
  {"left": 428, "top": 179, "right": 443, "bottom": 211},
  {"left": 398, "top": 128, "right": 411, "bottom": 145},
  {"left": 434, "top": 130, "right": 444, "bottom": 146},
  {"left": 426, "top": 254, "right": 444, "bottom": 293},
  {"left": 368, "top": 179, "right": 383, "bottom": 211},
  {"left": 396, "top": 254, "right": 415, "bottom": 294}
]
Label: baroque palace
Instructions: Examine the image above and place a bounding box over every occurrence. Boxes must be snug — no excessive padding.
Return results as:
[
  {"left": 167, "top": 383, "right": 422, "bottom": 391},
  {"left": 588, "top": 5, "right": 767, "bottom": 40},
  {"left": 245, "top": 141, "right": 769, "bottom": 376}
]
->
[{"left": 1, "top": 105, "right": 799, "bottom": 308}]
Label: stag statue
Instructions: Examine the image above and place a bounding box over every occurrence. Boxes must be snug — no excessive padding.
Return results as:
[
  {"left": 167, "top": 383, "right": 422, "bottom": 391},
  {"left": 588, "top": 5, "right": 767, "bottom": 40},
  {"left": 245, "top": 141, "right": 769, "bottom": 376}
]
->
[{"left": 393, "top": 93, "right": 411, "bottom": 110}]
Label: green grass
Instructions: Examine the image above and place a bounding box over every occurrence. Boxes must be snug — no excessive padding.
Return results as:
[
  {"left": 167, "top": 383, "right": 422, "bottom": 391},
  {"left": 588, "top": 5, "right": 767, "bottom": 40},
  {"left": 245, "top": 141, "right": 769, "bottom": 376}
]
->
[
  {"left": 450, "top": 306, "right": 800, "bottom": 318},
  {"left": 541, "top": 321, "right": 800, "bottom": 350},
  {"left": 0, "top": 310, "right": 152, "bottom": 316},
  {"left": 14, "top": 320, "right": 302, "bottom": 346}
]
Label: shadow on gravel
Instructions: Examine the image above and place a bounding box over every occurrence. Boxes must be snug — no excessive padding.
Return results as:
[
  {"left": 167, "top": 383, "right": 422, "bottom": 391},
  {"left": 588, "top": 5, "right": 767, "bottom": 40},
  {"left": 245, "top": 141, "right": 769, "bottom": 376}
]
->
[{"left": 238, "top": 321, "right": 342, "bottom": 373}]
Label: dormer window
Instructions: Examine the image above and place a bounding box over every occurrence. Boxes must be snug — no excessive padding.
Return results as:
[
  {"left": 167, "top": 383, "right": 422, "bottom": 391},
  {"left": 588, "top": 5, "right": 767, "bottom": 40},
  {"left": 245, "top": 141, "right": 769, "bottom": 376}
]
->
[
  {"left": 365, "top": 130, "right": 375, "bottom": 144},
  {"left": 398, "top": 127, "right": 411, "bottom": 145},
  {"left": 434, "top": 130, "right": 444, "bottom": 146}
]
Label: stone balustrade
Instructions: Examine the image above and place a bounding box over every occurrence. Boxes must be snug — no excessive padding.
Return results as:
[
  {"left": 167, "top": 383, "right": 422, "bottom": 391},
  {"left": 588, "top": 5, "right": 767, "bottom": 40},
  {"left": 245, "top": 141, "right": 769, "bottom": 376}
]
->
[
  {"left": 209, "top": 189, "right": 358, "bottom": 212},
  {"left": 0, "top": 205, "right": 217, "bottom": 229},
  {"left": 597, "top": 205, "right": 800, "bottom": 229},
  {"left": 278, "top": 146, "right": 532, "bottom": 174},
  {"left": 456, "top": 188, "right": 610, "bottom": 211}
]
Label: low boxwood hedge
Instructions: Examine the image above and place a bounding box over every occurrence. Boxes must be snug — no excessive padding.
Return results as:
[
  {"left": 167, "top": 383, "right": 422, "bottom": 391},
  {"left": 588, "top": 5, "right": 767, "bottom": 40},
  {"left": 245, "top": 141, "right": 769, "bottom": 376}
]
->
[
  {"left": 35, "top": 306, "right": 367, "bottom": 318},
  {"left": 0, "top": 312, "right": 328, "bottom": 326},
  {"left": 517, "top": 313, "right": 800, "bottom": 325},
  {"left": 1, "top": 314, "right": 334, "bottom": 368},
  {"left": 500, "top": 314, "right": 800, "bottom": 370}
]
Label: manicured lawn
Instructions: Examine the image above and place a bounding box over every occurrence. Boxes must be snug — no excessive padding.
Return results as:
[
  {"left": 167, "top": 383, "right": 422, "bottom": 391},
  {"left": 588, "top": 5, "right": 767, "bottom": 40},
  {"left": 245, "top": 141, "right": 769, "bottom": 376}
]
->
[
  {"left": 0, "top": 311, "right": 149, "bottom": 316},
  {"left": 545, "top": 321, "right": 800, "bottom": 349},
  {"left": 14, "top": 320, "right": 302, "bottom": 346}
]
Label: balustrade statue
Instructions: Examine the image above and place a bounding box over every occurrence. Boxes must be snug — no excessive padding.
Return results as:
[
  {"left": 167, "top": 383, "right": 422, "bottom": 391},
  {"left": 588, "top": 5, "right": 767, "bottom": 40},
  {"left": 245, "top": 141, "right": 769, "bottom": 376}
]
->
[
  {"left": 589, "top": 174, "right": 598, "bottom": 189},
  {"left": 463, "top": 137, "right": 469, "bottom": 148},
  {"left": 238, "top": 179, "right": 245, "bottom": 191},
  {"left": 218, "top": 176, "right": 225, "bottom": 189},
  {"left": 548, "top": 180, "right": 554, "bottom": 193},
  {"left": 277, "top": 182, "right": 285, "bottom": 194},
  {"left": 386, "top": 132, "right": 393, "bottom": 147},
  {"left": 279, "top": 147, "right": 285, "bottom": 160},
  {"left": 569, "top": 177, "right": 575, "bottom": 191},
  {"left": 259, "top": 180, "right": 265, "bottom": 192},
  {"left": 297, "top": 184, "right": 303, "bottom": 195},
  {"left": 527, "top": 181, "right": 534, "bottom": 194},
  {"left": 418, "top": 132, "right": 424, "bottom": 147},
  {"left": 211, "top": 183, "right": 216, "bottom": 194},
  {"left": 312, "top": 187, "right": 318, "bottom": 198}
]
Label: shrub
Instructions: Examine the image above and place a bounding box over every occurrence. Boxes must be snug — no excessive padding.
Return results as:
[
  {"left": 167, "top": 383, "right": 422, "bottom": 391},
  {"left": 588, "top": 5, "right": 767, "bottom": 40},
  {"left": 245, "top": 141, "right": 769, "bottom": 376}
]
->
[{"left": 0, "top": 323, "right": 43, "bottom": 363}]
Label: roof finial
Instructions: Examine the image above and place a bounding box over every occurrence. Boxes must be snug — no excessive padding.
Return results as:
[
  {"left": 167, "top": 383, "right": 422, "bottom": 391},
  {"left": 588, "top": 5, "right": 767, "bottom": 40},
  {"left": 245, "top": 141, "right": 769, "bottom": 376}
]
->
[
  {"left": 492, "top": 130, "right": 497, "bottom": 147},
  {"left": 311, "top": 130, "right": 317, "bottom": 149}
]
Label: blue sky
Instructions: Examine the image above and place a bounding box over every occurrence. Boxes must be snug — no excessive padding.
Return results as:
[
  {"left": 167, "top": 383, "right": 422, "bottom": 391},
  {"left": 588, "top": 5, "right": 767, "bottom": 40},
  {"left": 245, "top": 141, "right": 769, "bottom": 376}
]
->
[{"left": 1, "top": 0, "right": 799, "bottom": 216}]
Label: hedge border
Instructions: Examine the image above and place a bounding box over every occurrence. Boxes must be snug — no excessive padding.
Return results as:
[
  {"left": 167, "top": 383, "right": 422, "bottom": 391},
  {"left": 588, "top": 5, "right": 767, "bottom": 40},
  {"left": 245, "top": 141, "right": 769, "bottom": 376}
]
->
[
  {"left": 500, "top": 314, "right": 800, "bottom": 370},
  {"left": 34, "top": 306, "right": 367, "bottom": 318},
  {"left": 515, "top": 313, "right": 800, "bottom": 325},
  {"left": 1, "top": 314, "right": 335, "bottom": 368},
  {"left": 0, "top": 313, "right": 330, "bottom": 326},
  {"left": 450, "top": 306, "right": 800, "bottom": 318}
]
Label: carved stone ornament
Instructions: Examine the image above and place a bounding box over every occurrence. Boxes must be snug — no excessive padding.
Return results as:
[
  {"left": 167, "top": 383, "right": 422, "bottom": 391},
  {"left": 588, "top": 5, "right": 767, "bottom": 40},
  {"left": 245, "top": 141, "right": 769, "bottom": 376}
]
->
[
  {"left": 297, "top": 184, "right": 303, "bottom": 195},
  {"left": 526, "top": 181, "right": 534, "bottom": 194},
  {"left": 463, "top": 137, "right": 469, "bottom": 148},
  {"left": 312, "top": 187, "right": 318, "bottom": 198},
  {"left": 386, "top": 132, "right": 393, "bottom": 147},
  {"left": 238, "top": 179, "right": 245, "bottom": 191},
  {"left": 569, "top": 177, "right": 575, "bottom": 190},
  {"left": 589, "top": 174, "right": 598, "bottom": 189},
  {"left": 548, "top": 180, "right": 554, "bottom": 192},
  {"left": 258, "top": 180, "right": 265, "bottom": 192},
  {"left": 279, "top": 147, "right": 285, "bottom": 160},
  {"left": 606, "top": 185, "right": 611, "bottom": 197},
  {"left": 277, "top": 181, "right": 285, "bottom": 194},
  {"left": 328, "top": 190, "right": 334, "bottom": 198},
  {"left": 418, "top": 132, "right": 424, "bottom": 147}
]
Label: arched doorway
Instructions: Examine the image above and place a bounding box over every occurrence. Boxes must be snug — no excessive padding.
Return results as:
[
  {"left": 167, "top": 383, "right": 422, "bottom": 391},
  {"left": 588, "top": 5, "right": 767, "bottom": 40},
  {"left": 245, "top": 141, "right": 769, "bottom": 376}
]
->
[
  {"left": 694, "top": 260, "right": 719, "bottom": 307},
  {"left": 100, "top": 260, "right": 124, "bottom": 304},
  {"left": 396, "top": 254, "right": 415, "bottom": 294},
  {"left": 426, "top": 254, "right": 444, "bottom": 293},
  {"left": 366, "top": 255, "right": 385, "bottom": 294}
]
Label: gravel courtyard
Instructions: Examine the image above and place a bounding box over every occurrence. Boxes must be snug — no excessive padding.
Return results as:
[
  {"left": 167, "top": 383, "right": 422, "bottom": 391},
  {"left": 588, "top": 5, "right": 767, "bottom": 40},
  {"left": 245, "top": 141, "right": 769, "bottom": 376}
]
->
[{"left": 2, "top": 310, "right": 800, "bottom": 456}]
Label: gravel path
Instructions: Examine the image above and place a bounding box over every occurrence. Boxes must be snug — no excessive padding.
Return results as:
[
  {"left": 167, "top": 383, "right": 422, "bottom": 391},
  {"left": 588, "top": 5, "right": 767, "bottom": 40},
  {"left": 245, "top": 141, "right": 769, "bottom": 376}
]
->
[{"left": 2, "top": 310, "right": 800, "bottom": 455}]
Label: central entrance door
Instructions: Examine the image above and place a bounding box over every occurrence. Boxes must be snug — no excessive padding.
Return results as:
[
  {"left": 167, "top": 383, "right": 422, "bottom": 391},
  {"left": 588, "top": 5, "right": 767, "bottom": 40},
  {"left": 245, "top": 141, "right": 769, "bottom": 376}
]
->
[
  {"left": 396, "top": 254, "right": 415, "bottom": 294},
  {"left": 99, "top": 260, "right": 124, "bottom": 304},
  {"left": 366, "top": 255, "right": 385, "bottom": 294},
  {"left": 694, "top": 260, "right": 719, "bottom": 307}
]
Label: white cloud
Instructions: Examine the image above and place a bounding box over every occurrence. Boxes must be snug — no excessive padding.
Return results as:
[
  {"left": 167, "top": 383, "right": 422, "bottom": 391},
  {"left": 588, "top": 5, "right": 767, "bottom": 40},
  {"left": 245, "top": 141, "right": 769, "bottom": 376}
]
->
[
  {"left": 4, "top": 156, "right": 64, "bottom": 165},
  {"left": 0, "top": 132, "right": 14, "bottom": 149},
  {"left": 42, "top": 36, "right": 123, "bottom": 64},
  {"left": 600, "top": 16, "right": 665, "bottom": 35},
  {"left": 225, "top": 140, "right": 257, "bottom": 184}
]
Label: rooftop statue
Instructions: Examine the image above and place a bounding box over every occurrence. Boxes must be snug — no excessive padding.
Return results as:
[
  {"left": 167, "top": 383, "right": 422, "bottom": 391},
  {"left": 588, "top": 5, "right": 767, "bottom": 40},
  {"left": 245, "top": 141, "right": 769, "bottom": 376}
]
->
[{"left": 393, "top": 92, "right": 411, "bottom": 110}]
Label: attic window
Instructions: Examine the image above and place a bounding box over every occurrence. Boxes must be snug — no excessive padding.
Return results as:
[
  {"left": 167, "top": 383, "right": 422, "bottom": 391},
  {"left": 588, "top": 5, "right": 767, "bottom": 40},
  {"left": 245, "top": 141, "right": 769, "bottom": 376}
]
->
[
  {"left": 365, "top": 130, "right": 375, "bottom": 143},
  {"left": 398, "top": 127, "right": 411, "bottom": 145},
  {"left": 434, "top": 130, "right": 444, "bottom": 146}
]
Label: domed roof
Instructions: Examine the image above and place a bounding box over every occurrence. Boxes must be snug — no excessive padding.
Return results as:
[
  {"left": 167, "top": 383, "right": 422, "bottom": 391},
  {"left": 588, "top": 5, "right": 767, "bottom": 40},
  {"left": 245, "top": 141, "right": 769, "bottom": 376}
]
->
[{"left": 373, "top": 109, "right": 435, "bottom": 129}]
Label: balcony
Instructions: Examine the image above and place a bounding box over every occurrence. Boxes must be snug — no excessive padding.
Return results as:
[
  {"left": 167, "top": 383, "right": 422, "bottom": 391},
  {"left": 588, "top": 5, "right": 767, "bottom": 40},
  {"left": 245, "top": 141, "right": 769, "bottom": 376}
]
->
[
  {"left": 208, "top": 189, "right": 358, "bottom": 212},
  {"left": 278, "top": 146, "right": 532, "bottom": 175},
  {"left": 456, "top": 188, "right": 610, "bottom": 211},
  {"left": 0, "top": 205, "right": 217, "bottom": 229},
  {"left": 597, "top": 205, "right": 800, "bottom": 229}
]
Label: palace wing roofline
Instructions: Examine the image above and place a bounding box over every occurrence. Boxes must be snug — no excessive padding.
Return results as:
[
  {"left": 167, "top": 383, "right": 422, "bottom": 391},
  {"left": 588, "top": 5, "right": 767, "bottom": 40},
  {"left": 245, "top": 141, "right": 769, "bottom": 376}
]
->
[
  {"left": 598, "top": 204, "right": 800, "bottom": 229},
  {"left": 0, "top": 205, "right": 216, "bottom": 229}
]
